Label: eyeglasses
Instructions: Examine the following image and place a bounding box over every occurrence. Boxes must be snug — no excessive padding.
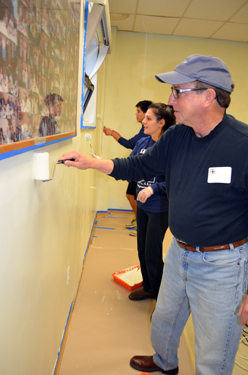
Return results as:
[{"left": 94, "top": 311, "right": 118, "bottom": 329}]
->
[{"left": 171, "top": 87, "right": 207, "bottom": 99}]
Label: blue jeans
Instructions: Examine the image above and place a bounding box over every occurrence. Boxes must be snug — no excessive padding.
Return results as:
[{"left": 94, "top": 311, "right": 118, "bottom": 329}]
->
[{"left": 151, "top": 237, "right": 248, "bottom": 375}]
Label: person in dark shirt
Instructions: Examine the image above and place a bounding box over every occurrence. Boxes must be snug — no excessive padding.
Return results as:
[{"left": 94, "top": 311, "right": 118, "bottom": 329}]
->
[
  {"left": 103, "top": 100, "right": 152, "bottom": 231},
  {"left": 61, "top": 55, "right": 248, "bottom": 375},
  {"left": 39, "top": 93, "right": 63, "bottom": 137},
  {"left": 103, "top": 100, "right": 152, "bottom": 149}
]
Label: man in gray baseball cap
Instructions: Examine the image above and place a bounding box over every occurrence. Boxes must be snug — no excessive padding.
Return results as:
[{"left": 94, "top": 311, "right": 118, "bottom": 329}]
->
[
  {"left": 155, "top": 54, "right": 233, "bottom": 93},
  {"left": 154, "top": 54, "right": 234, "bottom": 137},
  {"left": 61, "top": 54, "right": 248, "bottom": 375}
]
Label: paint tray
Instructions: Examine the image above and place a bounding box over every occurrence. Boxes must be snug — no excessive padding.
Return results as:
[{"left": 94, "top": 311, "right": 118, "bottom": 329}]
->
[{"left": 112, "top": 265, "right": 143, "bottom": 291}]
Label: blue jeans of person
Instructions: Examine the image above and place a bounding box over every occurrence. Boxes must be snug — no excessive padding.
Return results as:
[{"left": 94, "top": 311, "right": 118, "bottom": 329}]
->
[
  {"left": 151, "top": 237, "right": 248, "bottom": 375},
  {"left": 136, "top": 207, "right": 168, "bottom": 299}
]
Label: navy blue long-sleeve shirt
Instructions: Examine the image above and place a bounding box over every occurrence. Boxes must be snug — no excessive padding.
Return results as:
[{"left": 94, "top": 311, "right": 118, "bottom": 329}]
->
[
  {"left": 110, "top": 113, "right": 248, "bottom": 247},
  {"left": 118, "top": 125, "right": 149, "bottom": 149}
]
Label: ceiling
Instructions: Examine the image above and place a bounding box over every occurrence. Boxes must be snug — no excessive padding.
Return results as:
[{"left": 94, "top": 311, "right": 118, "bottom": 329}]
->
[{"left": 108, "top": 0, "right": 248, "bottom": 43}]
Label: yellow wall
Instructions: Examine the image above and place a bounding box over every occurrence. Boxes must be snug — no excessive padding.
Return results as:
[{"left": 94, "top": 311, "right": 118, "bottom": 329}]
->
[{"left": 98, "top": 27, "right": 248, "bottom": 210}]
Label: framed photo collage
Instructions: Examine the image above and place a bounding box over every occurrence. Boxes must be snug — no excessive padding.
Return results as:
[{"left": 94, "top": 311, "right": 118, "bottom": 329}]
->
[{"left": 0, "top": 0, "right": 80, "bottom": 158}]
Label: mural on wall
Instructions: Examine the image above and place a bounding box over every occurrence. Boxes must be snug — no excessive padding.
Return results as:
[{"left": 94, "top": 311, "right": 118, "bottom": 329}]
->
[{"left": 0, "top": 0, "right": 80, "bottom": 156}]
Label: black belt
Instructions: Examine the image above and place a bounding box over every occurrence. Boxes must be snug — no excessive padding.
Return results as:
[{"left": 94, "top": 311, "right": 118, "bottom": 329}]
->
[{"left": 176, "top": 238, "right": 248, "bottom": 252}]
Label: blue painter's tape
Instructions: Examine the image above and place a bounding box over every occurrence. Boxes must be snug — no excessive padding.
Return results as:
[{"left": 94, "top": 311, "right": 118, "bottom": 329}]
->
[
  {"left": 95, "top": 227, "right": 115, "bottom": 230},
  {"left": 0, "top": 135, "right": 75, "bottom": 161},
  {"left": 80, "top": 1, "right": 89, "bottom": 129},
  {"left": 81, "top": 125, "right": 96, "bottom": 128},
  {"left": 108, "top": 208, "right": 133, "bottom": 213},
  {"left": 53, "top": 301, "right": 73, "bottom": 374},
  {"left": 83, "top": 211, "right": 97, "bottom": 263}
]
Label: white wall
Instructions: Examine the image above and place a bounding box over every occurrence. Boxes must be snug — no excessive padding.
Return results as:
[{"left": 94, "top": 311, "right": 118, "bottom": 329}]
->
[
  {"left": 0, "top": 143, "right": 97, "bottom": 375},
  {"left": 0, "top": 1, "right": 102, "bottom": 374}
]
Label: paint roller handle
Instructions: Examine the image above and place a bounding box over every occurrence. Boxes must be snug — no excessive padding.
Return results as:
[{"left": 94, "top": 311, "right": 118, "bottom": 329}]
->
[
  {"left": 57, "top": 158, "right": 75, "bottom": 164},
  {"left": 92, "top": 154, "right": 101, "bottom": 160}
]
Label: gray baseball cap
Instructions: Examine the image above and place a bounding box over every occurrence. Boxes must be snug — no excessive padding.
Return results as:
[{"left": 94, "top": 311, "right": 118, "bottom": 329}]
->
[{"left": 155, "top": 54, "right": 233, "bottom": 93}]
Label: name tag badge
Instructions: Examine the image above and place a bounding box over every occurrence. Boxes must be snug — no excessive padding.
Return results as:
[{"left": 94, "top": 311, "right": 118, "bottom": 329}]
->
[{"left": 207, "top": 167, "right": 232, "bottom": 184}]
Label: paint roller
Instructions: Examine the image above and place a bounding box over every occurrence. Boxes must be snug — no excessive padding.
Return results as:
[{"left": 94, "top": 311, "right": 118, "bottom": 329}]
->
[
  {"left": 85, "top": 133, "right": 95, "bottom": 155},
  {"left": 97, "top": 114, "right": 105, "bottom": 128},
  {"left": 33, "top": 152, "right": 75, "bottom": 182}
]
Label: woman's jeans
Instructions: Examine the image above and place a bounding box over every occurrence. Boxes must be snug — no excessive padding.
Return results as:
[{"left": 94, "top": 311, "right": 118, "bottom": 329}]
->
[
  {"left": 136, "top": 207, "right": 168, "bottom": 299},
  {"left": 151, "top": 237, "right": 248, "bottom": 375}
]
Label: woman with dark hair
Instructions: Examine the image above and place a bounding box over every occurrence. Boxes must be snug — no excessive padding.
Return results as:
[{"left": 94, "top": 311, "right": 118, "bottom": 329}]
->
[{"left": 128, "top": 103, "right": 176, "bottom": 301}]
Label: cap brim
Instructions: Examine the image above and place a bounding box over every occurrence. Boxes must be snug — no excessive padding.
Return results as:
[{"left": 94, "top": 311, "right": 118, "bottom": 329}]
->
[{"left": 155, "top": 71, "right": 195, "bottom": 84}]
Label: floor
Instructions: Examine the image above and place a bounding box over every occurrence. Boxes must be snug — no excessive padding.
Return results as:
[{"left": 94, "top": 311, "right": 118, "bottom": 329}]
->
[{"left": 56, "top": 211, "right": 195, "bottom": 375}]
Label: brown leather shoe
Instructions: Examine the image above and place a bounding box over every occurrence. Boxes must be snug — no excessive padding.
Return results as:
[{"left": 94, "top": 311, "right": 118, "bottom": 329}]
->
[
  {"left": 129, "top": 287, "right": 154, "bottom": 301},
  {"left": 130, "top": 355, "right": 179, "bottom": 374}
]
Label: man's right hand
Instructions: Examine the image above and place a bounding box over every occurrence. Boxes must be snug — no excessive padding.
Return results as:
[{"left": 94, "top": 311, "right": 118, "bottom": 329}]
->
[
  {"left": 60, "top": 150, "right": 114, "bottom": 174},
  {"left": 60, "top": 150, "right": 92, "bottom": 170}
]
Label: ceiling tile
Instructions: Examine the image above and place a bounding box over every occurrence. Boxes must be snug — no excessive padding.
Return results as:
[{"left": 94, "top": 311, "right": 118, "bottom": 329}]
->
[
  {"left": 137, "top": 0, "right": 191, "bottom": 17},
  {"left": 108, "top": 0, "right": 138, "bottom": 14},
  {"left": 212, "top": 22, "right": 248, "bottom": 42},
  {"left": 110, "top": 14, "right": 136, "bottom": 31},
  {"left": 174, "top": 18, "right": 224, "bottom": 38},
  {"left": 184, "top": 0, "right": 247, "bottom": 21},
  {"left": 108, "top": 0, "right": 248, "bottom": 43},
  {"left": 134, "top": 15, "right": 179, "bottom": 34},
  {"left": 229, "top": 2, "right": 248, "bottom": 24}
]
